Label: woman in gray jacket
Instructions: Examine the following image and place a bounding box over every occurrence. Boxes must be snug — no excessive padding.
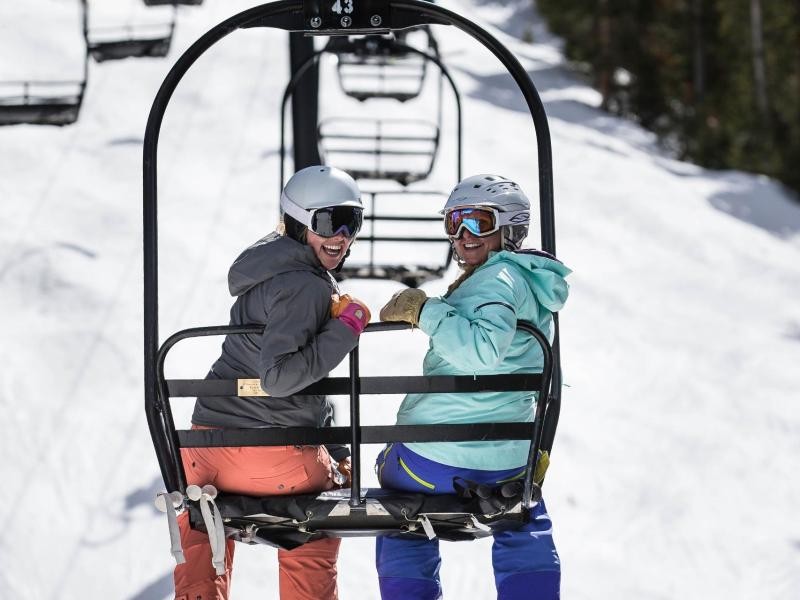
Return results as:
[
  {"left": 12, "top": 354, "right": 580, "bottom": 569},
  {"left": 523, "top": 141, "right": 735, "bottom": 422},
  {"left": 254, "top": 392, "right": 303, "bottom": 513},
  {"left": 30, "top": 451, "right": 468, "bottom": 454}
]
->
[{"left": 174, "top": 166, "right": 370, "bottom": 600}]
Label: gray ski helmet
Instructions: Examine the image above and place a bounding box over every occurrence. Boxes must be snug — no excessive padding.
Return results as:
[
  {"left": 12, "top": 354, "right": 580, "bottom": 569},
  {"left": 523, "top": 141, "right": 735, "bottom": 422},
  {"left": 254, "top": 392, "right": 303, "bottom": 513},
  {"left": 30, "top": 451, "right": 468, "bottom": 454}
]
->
[
  {"left": 280, "top": 165, "right": 362, "bottom": 241},
  {"left": 442, "top": 174, "right": 530, "bottom": 251}
]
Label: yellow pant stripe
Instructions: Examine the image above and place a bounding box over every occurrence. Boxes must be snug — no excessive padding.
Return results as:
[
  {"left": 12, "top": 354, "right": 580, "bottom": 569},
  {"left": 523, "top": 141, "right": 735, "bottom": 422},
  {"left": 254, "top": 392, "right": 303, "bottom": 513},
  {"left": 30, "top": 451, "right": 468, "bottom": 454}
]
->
[{"left": 399, "top": 457, "right": 435, "bottom": 490}]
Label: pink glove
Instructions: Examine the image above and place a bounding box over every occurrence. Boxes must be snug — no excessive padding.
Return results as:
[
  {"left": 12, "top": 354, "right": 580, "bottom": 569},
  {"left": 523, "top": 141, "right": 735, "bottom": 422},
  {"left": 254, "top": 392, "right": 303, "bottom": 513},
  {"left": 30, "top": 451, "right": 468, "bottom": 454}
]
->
[{"left": 335, "top": 298, "right": 371, "bottom": 336}]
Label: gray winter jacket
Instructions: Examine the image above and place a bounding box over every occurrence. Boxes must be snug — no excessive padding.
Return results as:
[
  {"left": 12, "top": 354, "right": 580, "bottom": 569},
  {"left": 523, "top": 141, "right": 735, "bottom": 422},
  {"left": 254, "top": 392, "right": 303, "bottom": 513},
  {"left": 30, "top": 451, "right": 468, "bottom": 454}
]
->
[{"left": 192, "top": 233, "right": 358, "bottom": 448}]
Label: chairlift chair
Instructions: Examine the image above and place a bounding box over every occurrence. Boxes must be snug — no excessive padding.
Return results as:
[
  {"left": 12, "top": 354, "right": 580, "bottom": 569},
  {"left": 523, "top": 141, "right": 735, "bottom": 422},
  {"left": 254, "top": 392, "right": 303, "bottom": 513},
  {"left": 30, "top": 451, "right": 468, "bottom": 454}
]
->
[
  {"left": 317, "top": 116, "right": 440, "bottom": 185},
  {"left": 145, "top": 0, "right": 563, "bottom": 562},
  {"left": 143, "top": 0, "right": 203, "bottom": 6},
  {"left": 330, "top": 27, "right": 438, "bottom": 102},
  {"left": 0, "top": 0, "right": 89, "bottom": 126},
  {"left": 316, "top": 33, "right": 450, "bottom": 186},
  {"left": 87, "top": 13, "right": 176, "bottom": 62},
  {"left": 0, "top": 81, "right": 87, "bottom": 126},
  {"left": 340, "top": 188, "right": 454, "bottom": 287}
]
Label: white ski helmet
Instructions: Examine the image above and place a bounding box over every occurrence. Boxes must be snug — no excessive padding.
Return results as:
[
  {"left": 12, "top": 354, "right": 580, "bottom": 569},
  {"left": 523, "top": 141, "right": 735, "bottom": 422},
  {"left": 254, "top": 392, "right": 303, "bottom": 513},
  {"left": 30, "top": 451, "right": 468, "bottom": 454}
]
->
[
  {"left": 442, "top": 174, "right": 531, "bottom": 251},
  {"left": 280, "top": 165, "right": 363, "bottom": 241}
]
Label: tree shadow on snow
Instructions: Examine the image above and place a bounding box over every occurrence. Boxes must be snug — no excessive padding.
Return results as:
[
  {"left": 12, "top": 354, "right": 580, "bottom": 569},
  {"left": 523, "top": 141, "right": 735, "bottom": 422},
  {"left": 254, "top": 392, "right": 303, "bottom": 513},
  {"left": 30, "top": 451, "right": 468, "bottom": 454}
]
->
[
  {"left": 469, "top": 0, "right": 564, "bottom": 48},
  {"left": 707, "top": 173, "right": 800, "bottom": 239},
  {"left": 124, "top": 475, "right": 166, "bottom": 517}
]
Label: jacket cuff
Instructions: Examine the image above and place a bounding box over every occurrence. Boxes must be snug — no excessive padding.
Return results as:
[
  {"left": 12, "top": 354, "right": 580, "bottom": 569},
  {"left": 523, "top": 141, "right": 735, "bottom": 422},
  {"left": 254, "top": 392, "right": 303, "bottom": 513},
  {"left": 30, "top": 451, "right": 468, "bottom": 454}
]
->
[{"left": 418, "top": 297, "right": 449, "bottom": 335}]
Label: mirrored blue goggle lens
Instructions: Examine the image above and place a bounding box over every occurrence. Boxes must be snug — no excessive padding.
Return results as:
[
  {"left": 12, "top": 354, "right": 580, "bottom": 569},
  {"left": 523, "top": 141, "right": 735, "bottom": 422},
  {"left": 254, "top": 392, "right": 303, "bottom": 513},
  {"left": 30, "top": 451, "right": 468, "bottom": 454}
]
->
[
  {"left": 445, "top": 208, "right": 497, "bottom": 237},
  {"left": 311, "top": 206, "right": 363, "bottom": 238}
]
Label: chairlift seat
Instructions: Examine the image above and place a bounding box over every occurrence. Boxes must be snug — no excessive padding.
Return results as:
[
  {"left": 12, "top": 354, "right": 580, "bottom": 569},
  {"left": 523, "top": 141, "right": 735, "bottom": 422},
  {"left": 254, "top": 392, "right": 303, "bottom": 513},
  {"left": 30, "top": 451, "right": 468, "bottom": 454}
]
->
[
  {"left": 0, "top": 83, "right": 84, "bottom": 126},
  {"left": 187, "top": 486, "right": 535, "bottom": 551},
  {"left": 318, "top": 117, "right": 439, "bottom": 185},
  {"left": 154, "top": 321, "right": 554, "bottom": 552},
  {"left": 332, "top": 35, "right": 429, "bottom": 102},
  {"left": 89, "top": 36, "right": 172, "bottom": 62}
]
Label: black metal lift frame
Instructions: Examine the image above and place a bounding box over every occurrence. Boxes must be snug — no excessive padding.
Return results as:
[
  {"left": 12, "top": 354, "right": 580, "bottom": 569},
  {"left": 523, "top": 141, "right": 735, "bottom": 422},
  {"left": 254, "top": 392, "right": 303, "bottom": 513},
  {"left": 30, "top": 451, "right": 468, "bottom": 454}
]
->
[{"left": 144, "top": 0, "right": 562, "bottom": 545}]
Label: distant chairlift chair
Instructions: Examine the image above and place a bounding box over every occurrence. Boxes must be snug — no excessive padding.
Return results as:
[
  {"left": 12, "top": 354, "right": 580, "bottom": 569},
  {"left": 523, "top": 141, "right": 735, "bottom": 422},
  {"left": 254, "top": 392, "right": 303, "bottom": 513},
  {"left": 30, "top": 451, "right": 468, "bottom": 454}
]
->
[
  {"left": 86, "top": 10, "right": 177, "bottom": 62},
  {"left": 0, "top": 0, "right": 89, "bottom": 126},
  {"left": 330, "top": 26, "right": 438, "bottom": 103},
  {"left": 280, "top": 34, "right": 461, "bottom": 286},
  {"left": 145, "top": 0, "right": 563, "bottom": 565},
  {"left": 142, "top": 0, "right": 203, "bottom": 6}
]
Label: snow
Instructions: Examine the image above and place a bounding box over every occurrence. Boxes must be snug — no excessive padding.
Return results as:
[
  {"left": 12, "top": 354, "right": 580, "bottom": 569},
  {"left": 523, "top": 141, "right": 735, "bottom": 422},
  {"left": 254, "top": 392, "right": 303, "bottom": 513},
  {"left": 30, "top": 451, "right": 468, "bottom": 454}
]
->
[{"left": 1, "top": 0, "right": 799, "bottom": 598}]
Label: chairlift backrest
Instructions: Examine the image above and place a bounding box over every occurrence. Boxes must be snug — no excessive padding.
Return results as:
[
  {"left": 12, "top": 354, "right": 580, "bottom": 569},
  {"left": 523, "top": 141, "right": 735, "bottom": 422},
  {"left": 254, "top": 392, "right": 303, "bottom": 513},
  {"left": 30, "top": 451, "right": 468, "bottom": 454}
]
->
[{"left": 155, "top": 321, "right": 554, "bottom": 546}]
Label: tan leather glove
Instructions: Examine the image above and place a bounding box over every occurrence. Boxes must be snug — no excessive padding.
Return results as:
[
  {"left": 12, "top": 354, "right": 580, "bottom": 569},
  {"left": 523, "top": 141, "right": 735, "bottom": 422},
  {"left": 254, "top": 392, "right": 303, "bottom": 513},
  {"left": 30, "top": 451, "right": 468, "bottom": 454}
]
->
[{"left": 379, "top": 288, "right": 428, "bottom": 326}]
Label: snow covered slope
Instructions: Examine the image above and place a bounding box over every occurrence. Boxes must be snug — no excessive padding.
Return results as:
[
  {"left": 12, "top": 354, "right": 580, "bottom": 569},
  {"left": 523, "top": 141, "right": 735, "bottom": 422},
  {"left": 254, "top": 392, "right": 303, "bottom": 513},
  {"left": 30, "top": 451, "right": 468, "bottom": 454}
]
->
[{"left": 1, "top": 0, "right": 798, "bottom": 598}]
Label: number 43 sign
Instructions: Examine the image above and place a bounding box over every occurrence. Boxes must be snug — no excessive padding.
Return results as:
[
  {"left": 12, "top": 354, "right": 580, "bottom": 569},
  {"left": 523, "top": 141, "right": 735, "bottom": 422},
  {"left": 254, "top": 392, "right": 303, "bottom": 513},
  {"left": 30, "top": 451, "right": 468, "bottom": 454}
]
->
[
  {"left": 331, "top": 0, "right": 354, "bottom": 14},
  {"left": 308, "top": 0, "right": 388, "bottom": 30}
]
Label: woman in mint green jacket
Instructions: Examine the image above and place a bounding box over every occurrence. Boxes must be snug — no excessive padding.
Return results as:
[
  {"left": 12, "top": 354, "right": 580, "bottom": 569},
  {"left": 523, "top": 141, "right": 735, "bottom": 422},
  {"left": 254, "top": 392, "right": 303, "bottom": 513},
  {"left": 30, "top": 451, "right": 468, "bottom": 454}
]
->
[{"left": 376, "top": 174, "right": 570, "bottom": 600}]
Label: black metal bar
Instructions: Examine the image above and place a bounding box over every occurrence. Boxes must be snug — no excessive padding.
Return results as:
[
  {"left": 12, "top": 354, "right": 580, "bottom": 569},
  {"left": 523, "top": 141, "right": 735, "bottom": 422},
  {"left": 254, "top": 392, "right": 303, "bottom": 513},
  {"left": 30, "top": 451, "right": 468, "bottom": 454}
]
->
[
  {"left": 324, "top": 132, "right": 437, "bottom": 141},
  {"left": 167, "top": 372, "right": 542, "bottom": 397},
  {"left": 541, "top": 313, "right": 561, "bottom": 454},
  {"left": 177, "top": 422, "right": 536, "bottom": 446},
  {"left": 516, "top": 322, "right": 552, "bottom": 508},
  {"left": 280, "top": 48, "right": 325, "bottom": 190},
  {"left": 289, "top": 32, "right": 321, "bottom": 169},
  {"left": 349, "top": 346, "right": 361, "bottom": 506}
]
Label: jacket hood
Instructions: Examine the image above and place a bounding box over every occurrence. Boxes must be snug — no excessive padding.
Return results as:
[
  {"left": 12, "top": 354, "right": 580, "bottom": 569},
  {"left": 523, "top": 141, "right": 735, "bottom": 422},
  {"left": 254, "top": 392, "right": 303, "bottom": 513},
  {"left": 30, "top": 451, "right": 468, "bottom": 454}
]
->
[
  {"left": 227, "top": 232, "right": 322, "bottom": 296},
  {"left": 484, "top": 249, "right": 571, "bottom": 312}
]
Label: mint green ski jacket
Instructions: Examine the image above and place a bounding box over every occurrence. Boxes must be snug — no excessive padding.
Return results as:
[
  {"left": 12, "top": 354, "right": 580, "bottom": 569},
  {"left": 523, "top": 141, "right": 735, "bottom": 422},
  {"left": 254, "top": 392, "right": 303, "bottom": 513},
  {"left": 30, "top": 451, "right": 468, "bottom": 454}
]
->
[{"left": 397, "top": 249, "right": 571, "bottom": 470}]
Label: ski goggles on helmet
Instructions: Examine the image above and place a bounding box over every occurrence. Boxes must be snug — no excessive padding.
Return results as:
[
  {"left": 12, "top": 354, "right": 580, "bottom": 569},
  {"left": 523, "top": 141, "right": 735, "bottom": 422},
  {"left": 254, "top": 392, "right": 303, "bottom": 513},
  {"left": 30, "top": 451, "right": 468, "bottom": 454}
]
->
[
  {"left": 444, "top": 207, "right": 501, "bottom": 238},
  {"left": 282, "top": 194, "right": 363, "bottom": 238},
  {"left": 444, "top": 206, "right": 530, "bottom": 239}
]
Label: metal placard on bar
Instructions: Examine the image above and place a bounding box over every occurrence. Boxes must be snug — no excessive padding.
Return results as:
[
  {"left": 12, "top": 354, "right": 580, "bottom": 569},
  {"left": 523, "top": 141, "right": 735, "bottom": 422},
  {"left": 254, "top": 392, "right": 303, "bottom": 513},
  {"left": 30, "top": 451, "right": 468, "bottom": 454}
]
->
[{"left": 303, "top": 0, "right": 389, "bottom": 33}]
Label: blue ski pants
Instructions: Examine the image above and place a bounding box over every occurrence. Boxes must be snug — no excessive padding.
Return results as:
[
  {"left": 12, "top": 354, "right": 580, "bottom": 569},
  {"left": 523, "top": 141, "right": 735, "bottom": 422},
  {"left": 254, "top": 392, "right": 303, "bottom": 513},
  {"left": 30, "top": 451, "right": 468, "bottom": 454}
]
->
[{"left": 375, "top": 443, "right": 561, "bottom": 600}]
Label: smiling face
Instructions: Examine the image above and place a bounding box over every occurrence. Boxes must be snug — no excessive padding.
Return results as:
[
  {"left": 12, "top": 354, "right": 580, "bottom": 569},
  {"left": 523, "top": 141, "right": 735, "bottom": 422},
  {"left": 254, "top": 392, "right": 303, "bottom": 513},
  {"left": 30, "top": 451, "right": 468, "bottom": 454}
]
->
[
  {"left": 306, "top": 230, "right": 354, "bottom": 271},
  {"left": 452, "top": 229, "right": 502, "bottom": 266}
]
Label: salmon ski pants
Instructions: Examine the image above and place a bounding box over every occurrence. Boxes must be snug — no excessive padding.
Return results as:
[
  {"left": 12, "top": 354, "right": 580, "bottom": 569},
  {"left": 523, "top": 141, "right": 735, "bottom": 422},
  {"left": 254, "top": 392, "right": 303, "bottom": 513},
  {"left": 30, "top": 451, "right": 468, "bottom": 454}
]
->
[{"left": 173, "top": 444, "right": 341, "bottom": 600}]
